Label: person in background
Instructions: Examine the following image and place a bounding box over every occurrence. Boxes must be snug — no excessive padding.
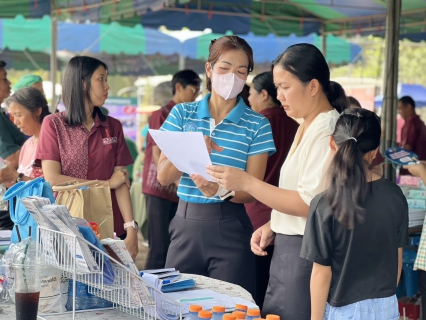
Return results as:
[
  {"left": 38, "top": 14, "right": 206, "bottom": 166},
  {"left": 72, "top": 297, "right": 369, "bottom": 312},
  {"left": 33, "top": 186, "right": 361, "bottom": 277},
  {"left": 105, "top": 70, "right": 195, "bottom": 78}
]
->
[
  {"left": 159, "top": 36, "right": 275, "bottom": 296},
  {"left": 0, "top": 61, "right": 27, "bottom": 230},
  {"left": 246, "top": 71, "right": 299, "bottom": 308},
  {"left": 139, "top": 120, "right": 150, "bottom": 152},
  {"left": 398, "top": 96, "right": 426, "bottom": 162},
  {"left": 0, "top": 61, "right": 26, "bottom": 171},
  {"left": 143, "top": 69, "right": 202, "bottom": 269},
  {"left": 301, "top": 108, "right": 407, "bottom": 320},
  {"left": 206, "top": 43, "right": 347, "bottom": 318},
  {"left": 0, "top": 88, "right": 50, "bottom": 183},
  {"left": 13, "top": 74, "right": 44, "bottom": 94},
  {"left": 348, "top": 96, "right": 384, "bottom": 176},
  {"left": 403, "top": 162, "right": 426, "bottom": 320},
  {"left": 99, "top": 106, "right": 139, "bottom": 184},
  {"left": 36, "top": 56, "right": 139, "bottom": 260}
]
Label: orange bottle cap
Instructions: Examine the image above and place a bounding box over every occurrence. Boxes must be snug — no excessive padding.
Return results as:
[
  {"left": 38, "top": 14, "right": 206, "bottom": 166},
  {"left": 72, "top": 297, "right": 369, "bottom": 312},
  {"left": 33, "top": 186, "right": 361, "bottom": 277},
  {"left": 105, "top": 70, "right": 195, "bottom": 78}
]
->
[
  {"left": 253, "top": 318, "right": 265, "bottom": 320},
  {"left": 235, "top": 304, "right": 248, "bottom": 311},
  {"left": 266, "top": 315, "right": 280, "bottom": 320},
  {"left": 213, "top": 306, "right": 226, "bottom": 313},
  {"left": 232, "top": 311, "right": 246, "bottom": 319},
  {"left": 247, "top": 309, "right": 260, "bottom": 317},
  {"left": 189, "top": 305, "right": 203, "bottom": 312},
  {"left": 199, "top": 311, "right": 213, "bottom": 319},
  {"left": 223, "top": 315, "right": 236, "bottom": 320}
]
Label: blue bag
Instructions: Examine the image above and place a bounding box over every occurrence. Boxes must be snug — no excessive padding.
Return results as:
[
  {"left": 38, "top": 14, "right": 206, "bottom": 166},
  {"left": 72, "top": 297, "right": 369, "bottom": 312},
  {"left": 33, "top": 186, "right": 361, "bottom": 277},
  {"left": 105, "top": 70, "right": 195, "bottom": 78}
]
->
[{"left": 3, "top": 177, "right": 55, "bottom": 243}]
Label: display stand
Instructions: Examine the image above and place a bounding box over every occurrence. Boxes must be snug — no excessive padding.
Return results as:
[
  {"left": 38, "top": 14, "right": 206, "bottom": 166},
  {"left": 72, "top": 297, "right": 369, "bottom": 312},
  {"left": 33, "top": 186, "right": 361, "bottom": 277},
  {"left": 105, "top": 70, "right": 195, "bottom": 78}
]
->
[{"left": 36, "top": 226, "right": 182, "bottom": 320}]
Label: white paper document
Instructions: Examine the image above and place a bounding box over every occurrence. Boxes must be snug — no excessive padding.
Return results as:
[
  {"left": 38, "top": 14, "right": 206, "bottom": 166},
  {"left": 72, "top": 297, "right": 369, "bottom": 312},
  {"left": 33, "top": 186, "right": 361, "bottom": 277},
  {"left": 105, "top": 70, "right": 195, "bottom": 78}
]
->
[
  {"left": 165, "top": 289, "right": 258, "bottom": 314},
  {"left": 149, "top": 130, "right": 213, "bottom": 181}
]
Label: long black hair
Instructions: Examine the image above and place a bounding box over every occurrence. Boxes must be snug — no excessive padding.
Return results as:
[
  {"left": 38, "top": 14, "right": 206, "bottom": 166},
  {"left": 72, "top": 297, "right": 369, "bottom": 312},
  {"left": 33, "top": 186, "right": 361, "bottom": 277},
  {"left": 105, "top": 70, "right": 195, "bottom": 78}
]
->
[
  {"left": 5, "top": 87, "right": 50, "bottom": 123},
  {"left": 326, "top": 108, "right": 381, "bottom": 229},
  {"left": 62, "top": 56, "right": 107, "bottom": 126},
  {"left": 252, "top": 71, "right": 280, "bottom": 106},
  {"left": 272, "top": 43, "right": 347, "bottom": 112}
]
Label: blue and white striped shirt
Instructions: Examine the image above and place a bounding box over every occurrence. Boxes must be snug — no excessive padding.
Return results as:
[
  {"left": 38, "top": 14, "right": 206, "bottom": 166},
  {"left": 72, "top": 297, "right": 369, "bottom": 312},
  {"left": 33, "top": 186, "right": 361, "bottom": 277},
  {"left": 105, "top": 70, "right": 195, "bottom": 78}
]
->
[{"left": 161, "top": 93, "right": 276, "bottom": 203}]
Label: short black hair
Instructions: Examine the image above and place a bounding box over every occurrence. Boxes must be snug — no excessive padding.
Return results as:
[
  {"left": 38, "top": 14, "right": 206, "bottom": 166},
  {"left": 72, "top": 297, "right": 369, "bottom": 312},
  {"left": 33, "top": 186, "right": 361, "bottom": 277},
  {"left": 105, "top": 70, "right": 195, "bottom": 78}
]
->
[
  {"left": 0, "top": 61, "right": 6, "bottom": 70},
  {"left": 62, "top": 56, "right": 107, "bottom": 126},
  {"left": 399, "top": 96, "right": 415, "bottom": 109},
  {"left": 171, "top": 70, "right": 201, "bottom": 95}
]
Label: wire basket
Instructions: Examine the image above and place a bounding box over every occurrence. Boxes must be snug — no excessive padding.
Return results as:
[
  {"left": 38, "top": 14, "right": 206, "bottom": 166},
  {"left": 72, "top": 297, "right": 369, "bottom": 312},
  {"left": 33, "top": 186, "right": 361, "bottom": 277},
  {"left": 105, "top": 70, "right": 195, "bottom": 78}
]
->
[{"left": 36, "top": 226, "right": 182, "bottom": 320}]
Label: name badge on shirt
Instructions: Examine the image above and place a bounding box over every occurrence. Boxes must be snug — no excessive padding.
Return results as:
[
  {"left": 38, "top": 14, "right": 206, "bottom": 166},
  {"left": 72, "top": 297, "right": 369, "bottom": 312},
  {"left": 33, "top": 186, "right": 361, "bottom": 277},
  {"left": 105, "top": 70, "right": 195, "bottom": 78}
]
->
[{"left": 103, "top": 137, "right": 118, "bottom": 145}]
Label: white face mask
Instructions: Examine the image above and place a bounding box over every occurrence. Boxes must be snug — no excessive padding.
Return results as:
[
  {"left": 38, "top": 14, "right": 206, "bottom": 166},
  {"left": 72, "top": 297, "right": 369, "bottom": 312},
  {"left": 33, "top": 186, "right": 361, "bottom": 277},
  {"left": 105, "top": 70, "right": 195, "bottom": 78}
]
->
[{"left": 211, "top": 69, "right": 246, "bottom": 100}]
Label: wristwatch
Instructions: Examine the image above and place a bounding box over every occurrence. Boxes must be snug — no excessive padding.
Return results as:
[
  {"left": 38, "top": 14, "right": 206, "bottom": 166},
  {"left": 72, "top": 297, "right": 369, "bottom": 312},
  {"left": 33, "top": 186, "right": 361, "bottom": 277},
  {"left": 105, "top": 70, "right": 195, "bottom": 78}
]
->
[
  {"left": 220, "top": 190, "right": 235, "bottom": 201},
  {"left": 123, "top": 220, "right": 139, "bottom": 230},
  {"left": 16, "top": 173, "right": 24, "bottom": 183}
]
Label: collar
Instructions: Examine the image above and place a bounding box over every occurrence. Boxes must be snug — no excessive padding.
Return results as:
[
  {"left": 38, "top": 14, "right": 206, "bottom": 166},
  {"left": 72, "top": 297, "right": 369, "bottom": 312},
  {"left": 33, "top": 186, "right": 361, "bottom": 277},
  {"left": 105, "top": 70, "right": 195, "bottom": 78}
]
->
[
  {"left": 260, "top": 106, "right": 284, "bottom": 117},
  {"left": 406, "top": 114, "right": 419, "bottom": 122},
  {"left": 94, "top": 112, "right": 108, "bottom": 128},
  {"left": 163, "top": 100, "right": 176, "bottom": 112},
  {"left": 197, "top": 93, "right": 247, "bottom": 124}
]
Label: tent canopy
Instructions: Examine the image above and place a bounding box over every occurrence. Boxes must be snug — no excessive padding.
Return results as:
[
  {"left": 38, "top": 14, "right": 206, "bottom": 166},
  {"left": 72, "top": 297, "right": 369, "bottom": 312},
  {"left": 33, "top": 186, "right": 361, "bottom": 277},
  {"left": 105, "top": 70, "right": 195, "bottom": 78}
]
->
[
  {"left": 375, "top": 84, "right": 426, "bottom": 108},
  {"left": 0, "top": 16, "right": 361, "bottom": 67},
  {"left": 1, "top": 0, "right": 426, "bottom": 39},
  {"left": 183, "top": 31, "right": 361, "bottom": 64}
]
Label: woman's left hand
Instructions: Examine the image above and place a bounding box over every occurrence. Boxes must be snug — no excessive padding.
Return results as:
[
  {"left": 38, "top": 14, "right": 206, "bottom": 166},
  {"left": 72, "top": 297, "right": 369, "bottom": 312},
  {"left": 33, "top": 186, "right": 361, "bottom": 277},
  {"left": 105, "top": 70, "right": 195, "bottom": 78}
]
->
[
  {"left": 0, "top": 162, "right": 18, "bottom": 184},
  {"left": 206, "top": 165, "right": 250, "bottom": 192},
  {"left": 124, "top": 229, "right": 139, "bottom": 261},
  {"left": 190, "top": 174, "right": 219, "bottom": 197}
]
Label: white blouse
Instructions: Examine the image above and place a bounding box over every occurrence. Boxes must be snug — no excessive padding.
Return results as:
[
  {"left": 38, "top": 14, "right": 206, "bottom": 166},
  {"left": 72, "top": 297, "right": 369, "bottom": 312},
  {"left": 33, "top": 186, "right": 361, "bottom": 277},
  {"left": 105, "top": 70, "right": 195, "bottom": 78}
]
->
[{"left": 271, "top": 109, "right": 339, "bottom": 235}]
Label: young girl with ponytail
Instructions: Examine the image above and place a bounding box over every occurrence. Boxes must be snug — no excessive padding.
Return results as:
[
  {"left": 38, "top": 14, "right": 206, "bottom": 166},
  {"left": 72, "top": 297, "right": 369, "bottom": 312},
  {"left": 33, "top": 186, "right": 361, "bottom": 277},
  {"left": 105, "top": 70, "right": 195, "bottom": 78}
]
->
[{"left": 301, "top": 108, "right": 409, "bottom": 320}]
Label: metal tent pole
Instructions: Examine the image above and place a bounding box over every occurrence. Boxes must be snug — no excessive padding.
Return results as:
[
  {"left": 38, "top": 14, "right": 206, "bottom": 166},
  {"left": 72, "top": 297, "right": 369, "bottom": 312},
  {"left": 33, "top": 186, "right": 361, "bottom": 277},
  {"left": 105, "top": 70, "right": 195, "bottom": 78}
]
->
[
  {"left": 50, "top": 0, "right": 58, "bottom": 113},
  {"left": 381, "top": 0, "right": 401, "bottom": 182}
]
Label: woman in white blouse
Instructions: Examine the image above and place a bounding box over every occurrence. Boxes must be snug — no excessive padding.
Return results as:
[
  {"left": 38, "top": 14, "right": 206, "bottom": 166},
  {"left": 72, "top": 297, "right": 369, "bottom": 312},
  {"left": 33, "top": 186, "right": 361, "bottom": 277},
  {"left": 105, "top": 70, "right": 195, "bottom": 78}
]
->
[{"left": 207, "top": 43, "right": 348, "bottom": 319}]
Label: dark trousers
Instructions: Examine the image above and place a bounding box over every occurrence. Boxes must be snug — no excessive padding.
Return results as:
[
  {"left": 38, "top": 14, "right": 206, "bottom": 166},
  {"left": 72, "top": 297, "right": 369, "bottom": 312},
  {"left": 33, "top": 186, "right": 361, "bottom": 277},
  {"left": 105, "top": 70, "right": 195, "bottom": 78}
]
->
[
  {"left": 262, "top": 234, "right": 312, "bottom": 320},
  {"left": 419, "top": 270, "right": 426, "bottom": 320},
  {"left": 165, "top": 200, "right": 256, "bottom": 297},
  {"left": 255, "top": 245, "right": 274, "bottom": 310},
  {"left": 145, "top": 194, "right": 178, "bottom": 270}
]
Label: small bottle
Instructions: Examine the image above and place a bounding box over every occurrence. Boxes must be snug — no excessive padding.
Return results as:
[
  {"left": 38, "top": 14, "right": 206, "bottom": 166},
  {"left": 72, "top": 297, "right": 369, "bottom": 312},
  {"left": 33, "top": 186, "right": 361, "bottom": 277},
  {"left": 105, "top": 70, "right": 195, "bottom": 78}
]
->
[
  {"left": 246, "top": 309, "right": 261, "bottom": 320},
  {"left": 265, "top": 315, "right": 280, "bottom": 320},
  {"left": 235, "top": 304, "right": 248, "bottom": 314},
  {"left": 212, "top": 306, "right": 226, "bottom": 320},
  {"left": 223, "top": 315, "right": 236, "bottom": 320},
  {"left": 199, "top": 310, "right": 213, "bottom": 320},
  {"left": 186, "top": 305, "right": 202, "bottom": 320},
  {"left": 232, "top": 311, "right": 246, "bottom": 320}
]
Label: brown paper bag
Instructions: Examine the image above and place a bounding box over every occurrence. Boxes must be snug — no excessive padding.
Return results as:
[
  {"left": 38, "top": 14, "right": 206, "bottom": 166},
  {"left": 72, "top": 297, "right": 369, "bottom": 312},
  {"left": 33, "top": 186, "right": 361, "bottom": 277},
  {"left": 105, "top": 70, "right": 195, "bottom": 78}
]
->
[{"left": 53, "top": 180, "right": 114, "bottom": 239}]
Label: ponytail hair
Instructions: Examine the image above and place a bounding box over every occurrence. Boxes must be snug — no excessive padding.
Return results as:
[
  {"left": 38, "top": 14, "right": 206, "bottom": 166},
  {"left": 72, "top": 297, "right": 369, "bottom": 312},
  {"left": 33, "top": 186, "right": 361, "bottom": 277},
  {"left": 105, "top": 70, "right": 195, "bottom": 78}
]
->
[
  {"left": 326, "top": 108, "right": 381, "bottom": 229},
  {"left": 272, "top": 43, "right": 348, "bottom": 112}
]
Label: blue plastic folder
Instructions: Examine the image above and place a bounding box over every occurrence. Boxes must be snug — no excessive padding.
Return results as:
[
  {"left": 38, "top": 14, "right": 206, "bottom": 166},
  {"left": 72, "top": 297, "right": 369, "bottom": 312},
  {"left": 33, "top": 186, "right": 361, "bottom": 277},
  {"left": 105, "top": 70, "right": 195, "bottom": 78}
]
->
[{"left": 161, "top": 278, "right": 196, "bottom": 293}]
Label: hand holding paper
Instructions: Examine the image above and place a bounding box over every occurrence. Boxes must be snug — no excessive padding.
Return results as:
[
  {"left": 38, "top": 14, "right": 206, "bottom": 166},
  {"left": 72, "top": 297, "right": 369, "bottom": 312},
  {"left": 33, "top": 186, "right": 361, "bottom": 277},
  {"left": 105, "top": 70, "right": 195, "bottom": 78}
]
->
[{"left": 149, "top": 130, "right": 214, "bottom": 181}]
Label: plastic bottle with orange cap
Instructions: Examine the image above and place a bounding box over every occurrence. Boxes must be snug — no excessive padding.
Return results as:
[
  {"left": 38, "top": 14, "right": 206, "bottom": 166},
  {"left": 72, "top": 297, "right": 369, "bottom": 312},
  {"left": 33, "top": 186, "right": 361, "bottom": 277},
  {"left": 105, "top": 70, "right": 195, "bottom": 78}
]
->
[
  {"left": 199, "top": 310, "right": 213, "bottom": 320},
  {"left": 211, "top": 306, "right": 226, "bottom": 320},
  {"left": 246, "top": 309, "right": 261, "bottom": 320},
  {"left": 186, "top": 305, "right": 203, "bottom": 320}
]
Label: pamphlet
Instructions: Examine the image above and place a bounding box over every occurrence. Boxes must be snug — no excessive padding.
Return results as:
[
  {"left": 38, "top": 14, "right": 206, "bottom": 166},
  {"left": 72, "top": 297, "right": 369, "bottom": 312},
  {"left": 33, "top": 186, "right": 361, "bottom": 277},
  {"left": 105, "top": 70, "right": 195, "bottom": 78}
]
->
[{"left": 385, "top": 147, "right": 420, "bottom": 166}]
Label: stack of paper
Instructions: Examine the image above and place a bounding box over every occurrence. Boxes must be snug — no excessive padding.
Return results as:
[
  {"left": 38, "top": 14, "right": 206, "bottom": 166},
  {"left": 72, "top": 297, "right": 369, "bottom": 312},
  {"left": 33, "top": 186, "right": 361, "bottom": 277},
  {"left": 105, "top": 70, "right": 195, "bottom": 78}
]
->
[
  {"left": 0, "top": 230, "right": 11, "bottom": 246},
  {"left": 101, "top": 238, "right": 153, "bottom": 307},
  {"left": 409, "top": 208, "right": 426, "bottom": 227},
  {"left": 141, "top": 268, "right": 196, "bottom": 293}
]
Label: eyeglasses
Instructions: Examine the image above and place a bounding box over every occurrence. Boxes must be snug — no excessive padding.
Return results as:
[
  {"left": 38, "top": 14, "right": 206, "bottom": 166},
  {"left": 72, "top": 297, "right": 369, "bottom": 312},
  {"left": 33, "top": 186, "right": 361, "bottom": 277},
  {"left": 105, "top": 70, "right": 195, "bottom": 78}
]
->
[{"left": 187, "top": 86, "right": 200, "bottom": 95}]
